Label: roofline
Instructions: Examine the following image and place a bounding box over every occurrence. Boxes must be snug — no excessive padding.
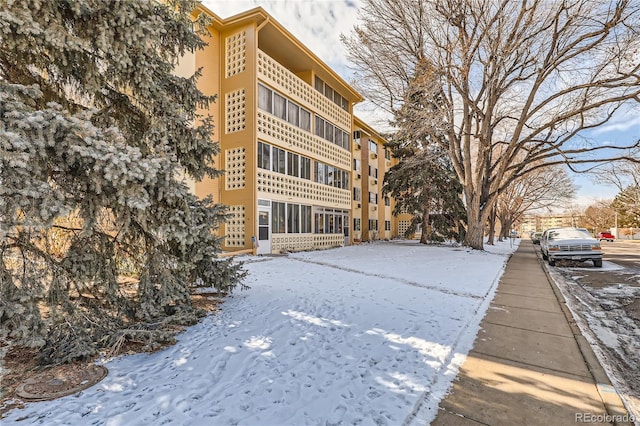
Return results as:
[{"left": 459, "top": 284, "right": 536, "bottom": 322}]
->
[
  {"left": 354, "top": 116, "right": 387, "bottom": 141},
  {"left": 195, "top": 5, "right": 364, "bottom": 104}
]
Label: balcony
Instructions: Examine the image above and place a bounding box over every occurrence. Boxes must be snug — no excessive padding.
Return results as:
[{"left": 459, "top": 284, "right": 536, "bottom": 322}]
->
[{"left": 257, "top": 49, "right": 352, "bottom": 131}]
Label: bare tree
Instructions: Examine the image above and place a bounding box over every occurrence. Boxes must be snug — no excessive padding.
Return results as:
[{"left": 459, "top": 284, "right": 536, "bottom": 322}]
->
[
  {"left": 344, "top": 0, "right": 640, "bottom": 249},
  {"left": 590, "top": 149, "right": 640, "bottom": 192},
  {"left": 580, "top": 201, "right": 616, "bottom": 233},
  {"left": 495, "top": 165, "right": 576, "bottom": 240}
]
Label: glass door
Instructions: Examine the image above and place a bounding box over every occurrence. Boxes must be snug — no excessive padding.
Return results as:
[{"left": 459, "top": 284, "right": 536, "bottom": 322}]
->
[{"left": 257, "top": 202, "right": 271, "bottom": 254}]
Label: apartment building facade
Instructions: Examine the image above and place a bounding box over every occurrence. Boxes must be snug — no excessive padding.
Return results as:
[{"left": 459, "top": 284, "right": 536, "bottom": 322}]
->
[
  {"left": 520, "top": 214, "right": 580, "bottom": 234},
  {"left": 177, "top": 6, "right": 407, "bottom": 254}
]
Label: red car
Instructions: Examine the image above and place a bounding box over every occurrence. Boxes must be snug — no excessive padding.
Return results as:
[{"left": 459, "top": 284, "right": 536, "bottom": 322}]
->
[{"left": 597, "top": 232, "right": 615, "bottom": 242}]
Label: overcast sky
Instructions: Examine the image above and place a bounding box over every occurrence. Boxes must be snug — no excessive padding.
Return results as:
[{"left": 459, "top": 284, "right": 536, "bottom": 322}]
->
[{"left": 201, "top": 0, "right": 640, "bottom": 209}]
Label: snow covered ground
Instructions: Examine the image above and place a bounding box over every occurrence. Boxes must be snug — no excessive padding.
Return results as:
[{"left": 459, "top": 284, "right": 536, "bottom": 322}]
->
[
  {"left": 4, "top": 240, "right": 518, "bottom": 426},
  {"left": 546, "top": 261, "right": 640, "bottom": 422}
]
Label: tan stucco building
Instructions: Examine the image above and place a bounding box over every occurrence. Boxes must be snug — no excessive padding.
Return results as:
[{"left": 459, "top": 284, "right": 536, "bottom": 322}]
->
[{"left": 177, "top": 6, "right": 412, "bottom": 254}]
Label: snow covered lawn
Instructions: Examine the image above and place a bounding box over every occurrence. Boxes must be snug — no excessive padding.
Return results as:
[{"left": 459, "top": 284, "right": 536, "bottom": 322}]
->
[{"left": 5, "top": 240, "right": 518, "bottom": 426}]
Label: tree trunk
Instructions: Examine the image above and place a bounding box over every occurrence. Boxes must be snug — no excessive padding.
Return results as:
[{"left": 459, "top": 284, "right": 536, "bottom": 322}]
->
[
  {"left": 499, "top": 216, "right": 512, "bottom": 240},
  {"left": 487, "top": 206, "right": 496, "bottom": 245},
  {"left": 419, "top": 213, "right": 429, "bottom": 244},
  {"left": 464, "top": 202, "right": 486, "bottom": 250}
]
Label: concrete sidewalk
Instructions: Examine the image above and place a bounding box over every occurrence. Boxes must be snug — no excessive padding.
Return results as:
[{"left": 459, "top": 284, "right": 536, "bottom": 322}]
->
[{"left": 432, "top": 240, "right": 632, "bottom": 425}]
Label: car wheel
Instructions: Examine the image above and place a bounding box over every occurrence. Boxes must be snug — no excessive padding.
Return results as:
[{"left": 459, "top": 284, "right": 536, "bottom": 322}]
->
[
  {"left": 542, "top": 251, "right": 548, "bottom": 260},
  {"left": 548, "top": 258, "right": 555, "bottom": 266},
  {"left": 593, "top": 259, "right": 602, "bottom": 267}
]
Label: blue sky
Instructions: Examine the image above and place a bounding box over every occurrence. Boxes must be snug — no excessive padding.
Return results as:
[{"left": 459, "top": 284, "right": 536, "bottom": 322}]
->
[{"left": 201, "top": 0, "right": 640, "bottom": 209}]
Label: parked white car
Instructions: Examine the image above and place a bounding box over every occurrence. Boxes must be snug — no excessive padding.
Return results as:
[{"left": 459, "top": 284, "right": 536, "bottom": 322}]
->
[{"left": 540, "top": 227, "right": 603, "bottom": 267}]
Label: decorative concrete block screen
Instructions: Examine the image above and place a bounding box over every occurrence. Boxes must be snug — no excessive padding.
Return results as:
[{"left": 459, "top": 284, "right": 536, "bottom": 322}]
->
[
  {"left": 225, "top": 31, "right": 246, "bottom": 78},
  {"left": 225, "top": 205, "right": 246, "bottom": 247},
  {"left": 256, "top": 169, "right": 351, "bottom": 208},
  {"left": 225, "top": 147, "right": 246, "bottom": 190},
  {"left": 225, "top": 89, "right": 246, "bottom": 134},
  {"left": 257, "top": 112, "right": 350, "bottom": 170},
  {"left": 399, "top": 220, "right": 411, "bottom": 236},
  {"left": 271, "top": 234, "right": 344, "bottom": 253},
  {"left": 257, "top": 50, "right": 351, "bottom": 131}
]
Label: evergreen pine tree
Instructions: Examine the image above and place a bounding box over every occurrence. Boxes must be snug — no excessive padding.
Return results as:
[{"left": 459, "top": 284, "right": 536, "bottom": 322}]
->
[
  {"left": 383, "top": 59, "right": 466, "bottom": 244},
  {"left": 0, "top": 0, "right": 245, "bottom": 364}
]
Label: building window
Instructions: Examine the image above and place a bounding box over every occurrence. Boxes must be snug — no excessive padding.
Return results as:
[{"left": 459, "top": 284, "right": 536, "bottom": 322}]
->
[
  {"left": 287, "top": 152, "right": 299, "bottom": 177},
  {"left": 300, "top": 157, "right": 311, "bottom": 180},
  {"left": 385, "top": 220, "right": 391, "bottom": 231},
  {"left": 258, "top": 141, "right": 270, "bottom": 169},
  {"left": 369, "top": 141, "right": 378, "bottom": 154},
  {"left": 301, "top": 205, "right": 312, "bottom": 233},
  {"left": 272, "top": 202, "right": 311, "bottom": 234},
  {"left": 272, "top": 146, "right": 286, "bottom": 174},
  {"left": 385, "top": 148, "right": 391, "bottom": 160},
  {"left": 272, "top": 201, "right": 285, "bottom": 233},
  {"left": 258, "top": 84, "right": 272, "bottom": 113},
  {"left": 353, "top": 187, "right": 361, "bottom": 201},
  {"left": 258, "top": 83, "right": 311, "bottom": 132},
  {"left": 314, "top": 208, "right": 348, "bottom": 234},
  {"left": 314, "top": 161, "right": 349, "bottom": 190},
  {"left": 353, "top": 218, "right": 361, "bottom": 231},
  {"left": 287, "top": 204, "right": 300, "bottom": 233},
  {"left": 273, "top": 93, "right": 287, "bottom": 121},
  {"left": 315, "top": 76, "right": 349, "bottom": 112},
  {"left": 287, "top": 102, "right": 299, "bottom": 127},
  {"left": 353, "top": 158, "right": 361, "bottom": 172},
  {"left": 384, "top": 196, "right": 390, "bottom": 206},
  {"left": 300, "top": 108, "right": 311, "bottom": 132},
  {"left": 259, "top": 142, "right": 311, "bottom": 181},
  {"left": 314, "top": 114, "right": 350, "bottom": 150},
  {"left": 369, "top": 219, "right": 378, "bottom": 231},
  {"left": 369, "top": 166, "right": 378, "bottom": 178},
  {"left": 369, "top": 192, "right": 378, "bottom": 204}
]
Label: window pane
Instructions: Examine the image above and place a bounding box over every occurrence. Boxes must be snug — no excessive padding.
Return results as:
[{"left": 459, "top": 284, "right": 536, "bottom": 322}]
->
[
  {"left": 315, "top": 76, "right": 324, "bottom": 93},
  {"left": 300, "top": 157, "right": 311, "bottom": 180},
  {"left": 300, "top": 108, "right": 311, "bottom": 131},
  {"left": 272, "top": 147, "right": 286, "bottom": 174},
  {"left": 302, "top": 205, "right": 312, "bottom": 233},
  {"left": 332, "top": 90, "right": 340, "bottom": 105},
  {"left": 258, "top": 142, "right": 270, "bottom": 170},
  {"left": 325, "top": 121, "right": 333, "bottom": 142},
  {"left": 325, "top": 85, "right": 334, "bottom": 101},
  {"left": 315, "top": 213, "right": 324, "bottom": 234},
  {"left": 369, "top": 141, "right": 378, "bottom": 153},
  {"left": 334, "top": 127, "right": 341, "bottom": 147},
  {"left": 274, "top": 93, "right": 287, "bottom": 120},
  {"left": 272, "top": 202, "right": 285, "bottom": 233},
  {"left": 278, "top": 148, "right": 286, "bottom": 174},
  {"left": 287, "top": 102, "right": 299, "bottom": 126},
  {"left": 315, "top": 161, "right": 325, "bottom": 184},
  {"left": 342, "top": 131, "right": 350, "bottom": 150},
  {"left": 258, "top": 84, "right": 272, "bottom": 113},
  {"left": 287, "top": 152, "right": 299, "bottom": 177},
  {"left": 287, "top": 204, "right": 300, "bottom": 233},
  {"left": 315, "top": 116, "right": 324, "bottom": 138}
]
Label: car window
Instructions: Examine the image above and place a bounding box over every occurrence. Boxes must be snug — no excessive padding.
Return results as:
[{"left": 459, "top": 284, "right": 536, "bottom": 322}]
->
[{"left": 551, "top": 229, "right": 593, "bottom": 239}]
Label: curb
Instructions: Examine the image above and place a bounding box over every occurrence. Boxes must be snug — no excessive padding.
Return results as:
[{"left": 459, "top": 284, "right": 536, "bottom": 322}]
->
[{"left": 532, "top": 244, "right": 633, "bottom": 426}]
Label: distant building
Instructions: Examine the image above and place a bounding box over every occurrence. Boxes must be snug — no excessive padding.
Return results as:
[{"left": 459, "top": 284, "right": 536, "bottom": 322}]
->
[{"left": 520, "top": 214, "right": 580, "bottom": 234}]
